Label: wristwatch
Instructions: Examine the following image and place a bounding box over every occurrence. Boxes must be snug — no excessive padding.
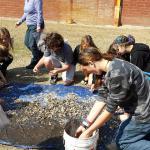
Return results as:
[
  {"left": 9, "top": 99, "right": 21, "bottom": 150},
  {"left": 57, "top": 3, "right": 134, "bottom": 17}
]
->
[{"left": 81, "top": 118, "right": 92, "bottom": 129}]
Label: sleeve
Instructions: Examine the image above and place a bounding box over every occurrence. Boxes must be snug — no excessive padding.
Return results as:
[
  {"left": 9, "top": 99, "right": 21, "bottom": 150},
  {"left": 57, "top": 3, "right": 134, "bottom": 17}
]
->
[
  {"left": 130, "top": 51, "right": 144, "bottom": 70},
  {"left": 64, "top": 44, "right": 73, "bottom": 64},
  {"left": 35, "top": 0, "right": 43, "bottom": 28},
  {"left": 18, "top": 13, "right": 27, "bottom": 24},
  {"left": 73, "top": 45, "right": 80, "bottom": 64},
  {"left": 17, "top": 0, "right": 27, "bottom": 24},
  {"left": 106, "top": 75, "right": 130, "bottom": 113}
]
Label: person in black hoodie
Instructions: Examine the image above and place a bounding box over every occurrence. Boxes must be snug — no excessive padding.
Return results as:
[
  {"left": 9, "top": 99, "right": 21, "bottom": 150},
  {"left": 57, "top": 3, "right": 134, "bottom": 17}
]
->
[{"left": 112, "top": 35, "right": 150, "bottom": 72}]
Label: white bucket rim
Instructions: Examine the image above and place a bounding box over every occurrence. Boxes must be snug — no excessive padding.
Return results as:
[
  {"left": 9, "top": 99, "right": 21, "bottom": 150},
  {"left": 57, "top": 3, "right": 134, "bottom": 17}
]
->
[{"left": 63, "top": 129, "right": 99, "bottom": 141}]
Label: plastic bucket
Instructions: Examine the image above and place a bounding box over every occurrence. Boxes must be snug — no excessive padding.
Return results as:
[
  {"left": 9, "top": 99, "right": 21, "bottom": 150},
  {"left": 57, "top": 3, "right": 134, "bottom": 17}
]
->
[{"left": 63, "top": 129, "right": 99, "bottom": 150}]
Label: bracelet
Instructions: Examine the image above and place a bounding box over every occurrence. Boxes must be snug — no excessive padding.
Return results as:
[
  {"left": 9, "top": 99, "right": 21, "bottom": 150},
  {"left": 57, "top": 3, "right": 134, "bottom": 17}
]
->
[{"left": 81, "top": 118, "right": 92, "bottom": 129}]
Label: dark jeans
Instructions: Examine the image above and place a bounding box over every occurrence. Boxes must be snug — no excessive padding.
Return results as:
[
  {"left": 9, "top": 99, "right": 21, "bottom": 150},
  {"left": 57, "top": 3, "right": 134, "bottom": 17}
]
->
[
  {"left": 24, "top": 25, "right": 43, "bottom": 63},
  {"left": 0, "top": 54, "right": 13, "bottom": 76},
  {"left": 116, "top": 117, "right": 150, "bottom": 150}
]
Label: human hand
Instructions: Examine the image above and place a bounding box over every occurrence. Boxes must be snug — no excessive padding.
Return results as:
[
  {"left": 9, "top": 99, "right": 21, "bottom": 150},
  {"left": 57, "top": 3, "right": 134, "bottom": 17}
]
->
[
  {"left": 90, "top": 84, "right": 96, "bottom": 91},
  {"left": 15, "top": 21, "right": 21, "bottom": 28},
  {"left": 75, "top": 125, "right": 86, "bottom": 138},
  {"left": 79, "top": 130, "right": 92, "bottom": 139},
  {"left": 49, "top": 69, "right": 58, "bottom": 76},
  {"left": 33, "top": 66, "right": 39, "bottom": 73},
  {"left": 36, "top": 27, "right": 41, "bottom": 32}
]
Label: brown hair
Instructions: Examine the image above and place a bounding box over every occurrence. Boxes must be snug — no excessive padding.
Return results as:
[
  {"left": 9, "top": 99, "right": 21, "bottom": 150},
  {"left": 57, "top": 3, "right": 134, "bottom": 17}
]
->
[
  {"left": 106, "top": 43, "right": 123, "bottom": 59},
  {"left": 80, "top": 35, "right": 97, "bottom": 51},
  {"left": 0, "top": 27, "right": 13, "bottom": 50},
  {"left": 78, "top": 47, "right": 113, "bottom": 66},
  {"left": 45, "top": 32, "right": 64, "bottom": 50}
]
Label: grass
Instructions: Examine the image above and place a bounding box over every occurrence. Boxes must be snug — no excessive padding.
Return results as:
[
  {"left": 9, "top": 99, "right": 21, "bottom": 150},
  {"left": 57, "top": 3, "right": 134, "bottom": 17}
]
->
[
  {"left": 0, "top": 18, "right": 150, "bottom": 84},
  {"left": 0, "top": 18, "right": 150, "bottom": 149},
  {"left": 0, "top": 19, "right": 150, "bottom": 83}
]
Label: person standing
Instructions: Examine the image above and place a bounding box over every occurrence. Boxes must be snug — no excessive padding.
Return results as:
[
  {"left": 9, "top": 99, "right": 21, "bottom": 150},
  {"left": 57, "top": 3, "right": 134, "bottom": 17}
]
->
[{"left": 16, "top": 0, "right": 44, "bottom": 69}]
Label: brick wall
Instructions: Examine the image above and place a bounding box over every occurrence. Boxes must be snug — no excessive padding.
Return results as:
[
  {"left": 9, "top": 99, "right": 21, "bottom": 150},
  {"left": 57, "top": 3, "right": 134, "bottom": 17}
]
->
[
  {"left": 1, "top": 0, "right": 150, "bottom": 26},
  {"left": 0, "top": 0, "right": 24, "bottom": 18},
  {"left": 0, "top": 0, "right": 114, "bottom": 25},
  {"left": 121, "top": 0, "right": 150, "bottom": 26}
]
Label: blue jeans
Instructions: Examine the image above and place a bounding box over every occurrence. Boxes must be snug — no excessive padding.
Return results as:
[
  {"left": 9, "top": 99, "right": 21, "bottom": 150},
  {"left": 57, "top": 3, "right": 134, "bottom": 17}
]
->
[
  {"left": 24, "top": 25, "right": 43, "bottom": 62},
  {"left": 116, "top": 117, "right": 150, "bottom": 150}
]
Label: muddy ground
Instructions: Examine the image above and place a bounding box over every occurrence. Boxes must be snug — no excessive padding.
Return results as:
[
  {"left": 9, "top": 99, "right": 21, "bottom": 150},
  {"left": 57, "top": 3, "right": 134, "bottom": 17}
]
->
[{"left": 0, "top": 19, "right": 150, "bottom": 149}]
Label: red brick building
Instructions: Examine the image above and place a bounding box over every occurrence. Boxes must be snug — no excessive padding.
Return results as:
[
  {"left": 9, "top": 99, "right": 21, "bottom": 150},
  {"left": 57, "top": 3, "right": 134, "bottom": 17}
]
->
[{"left": 0, "top": 0, "right": 150, "bottom": 26}]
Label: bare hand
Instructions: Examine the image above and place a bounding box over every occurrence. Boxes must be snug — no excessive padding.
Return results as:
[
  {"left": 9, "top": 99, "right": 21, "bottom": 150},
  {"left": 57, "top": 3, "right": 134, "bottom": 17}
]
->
[
  {"left": 15, "top": 22, "right": 21, "bottom": 28},
  {"left": 90, "top": 84, "right": 96, "bottom": 91},
  {"left": 49, "top": 69, "right": 58, "bottom": 76},
  {"left": 36, "top": 27, "right": 41, "bottom": 32},
  {"left": 79, "top": 130, "right": 92, "bottom": 139},
  {"left": 75, "top": 125, "right": 86, "bottom": 138},
  {"left": 33, "top": 66, "right": 39, "bottom": 73}
]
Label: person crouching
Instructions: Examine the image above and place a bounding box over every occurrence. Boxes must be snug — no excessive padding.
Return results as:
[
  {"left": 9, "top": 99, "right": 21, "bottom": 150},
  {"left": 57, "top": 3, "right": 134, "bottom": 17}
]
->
[{"left": 33, "top": 32, "right": 75, "bottom": 86}]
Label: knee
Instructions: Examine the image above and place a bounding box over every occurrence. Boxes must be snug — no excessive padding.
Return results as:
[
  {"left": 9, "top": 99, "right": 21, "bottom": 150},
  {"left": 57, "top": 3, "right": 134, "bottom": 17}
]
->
[{"left": 43, "top": 58, "right": 52, "bottom": 68}]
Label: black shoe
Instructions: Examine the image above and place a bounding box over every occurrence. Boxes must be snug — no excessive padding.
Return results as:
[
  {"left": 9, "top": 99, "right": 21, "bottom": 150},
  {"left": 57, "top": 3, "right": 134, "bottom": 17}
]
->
[
  {"left": 50, "top": 75, "right": 58, "bottom": 84},
  {"left": 26, "top": 61, "right": 38, "bottom": 69}
]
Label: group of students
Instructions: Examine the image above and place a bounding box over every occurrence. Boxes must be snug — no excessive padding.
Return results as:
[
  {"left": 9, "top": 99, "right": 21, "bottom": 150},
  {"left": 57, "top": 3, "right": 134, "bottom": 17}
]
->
[
  {"left": 1, "top": 24, "right": 150, "bottom": 149},
  {"left": 0, "top": 0, "right": 149, "bottom": 149}
]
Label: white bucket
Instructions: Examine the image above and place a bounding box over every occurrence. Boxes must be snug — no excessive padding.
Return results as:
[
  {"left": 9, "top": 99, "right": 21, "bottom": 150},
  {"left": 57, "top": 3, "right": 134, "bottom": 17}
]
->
[{"left": 63, "top": 129, "right": 99, "bottom": 150}]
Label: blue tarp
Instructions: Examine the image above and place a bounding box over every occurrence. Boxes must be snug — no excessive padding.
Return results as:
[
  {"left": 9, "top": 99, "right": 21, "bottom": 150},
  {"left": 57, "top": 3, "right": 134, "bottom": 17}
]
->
[{"left": 0, "top": 83, "right": 118, "bottom": 150}]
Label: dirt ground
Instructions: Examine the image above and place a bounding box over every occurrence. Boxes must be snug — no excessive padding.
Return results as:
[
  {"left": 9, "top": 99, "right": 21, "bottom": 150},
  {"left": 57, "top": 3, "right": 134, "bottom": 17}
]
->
[{"left": 0, "top": 18, "right": 150, "bottom": 150}]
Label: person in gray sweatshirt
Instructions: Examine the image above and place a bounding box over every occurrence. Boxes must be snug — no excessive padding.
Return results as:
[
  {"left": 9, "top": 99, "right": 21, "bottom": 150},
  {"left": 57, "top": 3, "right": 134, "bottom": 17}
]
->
[{"left": 75, "top": 47, "right": 150, "bottom": 150}]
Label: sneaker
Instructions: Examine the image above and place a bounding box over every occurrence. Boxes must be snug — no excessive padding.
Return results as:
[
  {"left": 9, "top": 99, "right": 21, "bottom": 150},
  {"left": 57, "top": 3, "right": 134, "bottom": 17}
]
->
[
  {"left": 50, "top": 74, "right": 58, "bottom": 84},
  {"left": 26, "top": 61, "right": 38, "bottom": 69}
]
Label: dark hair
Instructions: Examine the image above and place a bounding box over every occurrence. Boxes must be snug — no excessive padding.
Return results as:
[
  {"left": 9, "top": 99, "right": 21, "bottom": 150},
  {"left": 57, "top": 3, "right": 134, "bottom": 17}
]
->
[
  {"left": 45, "top": 32, "right": 64, "bottom": 50},
  {"left": 0, "top": 27, "right": 13, "bottom": 50},
  {"left": 113, "top": 35, "right": 135, "bottom": 46},
  {"left": 80, "top": 35, "right": 97, "bottom": 51},
  {"left": 107, "top": 43, "right": 118, "bottom": 57},
  {"left": 107, "top": 43, "right": 125, "bottom": 59},
  {"left": 0, "top": 46, "right": 9, "bottom": 57},
  {"left": 78, "top": 47, "right": 113, "bottom": 66}
]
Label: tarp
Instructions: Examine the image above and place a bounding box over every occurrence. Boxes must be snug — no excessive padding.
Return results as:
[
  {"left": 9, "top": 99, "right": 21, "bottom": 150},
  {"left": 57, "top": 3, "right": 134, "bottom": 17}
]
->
[{"left": 0, "top": 83, "right": 119, "bottom": 150}]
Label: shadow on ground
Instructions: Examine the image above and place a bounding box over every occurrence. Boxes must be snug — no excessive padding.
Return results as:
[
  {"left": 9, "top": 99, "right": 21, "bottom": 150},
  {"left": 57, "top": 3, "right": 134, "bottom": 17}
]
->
[{"left": 7, "top": 67, "right": 49, "bottom": 84}]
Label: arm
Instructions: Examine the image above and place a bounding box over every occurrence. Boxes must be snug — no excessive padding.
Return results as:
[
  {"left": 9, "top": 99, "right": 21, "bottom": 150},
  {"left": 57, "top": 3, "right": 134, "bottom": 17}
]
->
[
  {"left": 0, "top": 71, "right": 7, "bottom": 84},
  {"left": 75, "top": 101, "right": 106, "bottom": 137},
  {"left": 33, "top": 57, "right": 45, "bottom": 72},
  {"left": 50, "top": 64, "right": 71, "bottom": 75},
  {"left": 35, "top": 0, "right": 43, "bottom": 31},
  {"left": 18, "top": 13, "right": 27, "bottom": 25},
  {"left": 79, "top": 75, "right": 130, "bottom": 138},
  {"left": 86, "top": 101, "right": 106, "bottom": 123},
  {"left": 79, "top": 110, "right": 112, "bottom": 138},
  {"left": 130, "top": 51, "right": 145, "bottom": 70},
  {"left": 16, "top": 1, "right": 27, "bottom": 27}
]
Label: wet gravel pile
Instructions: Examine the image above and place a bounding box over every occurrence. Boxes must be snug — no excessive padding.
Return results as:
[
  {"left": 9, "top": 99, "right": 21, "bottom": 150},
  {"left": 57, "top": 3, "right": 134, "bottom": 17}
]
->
[
  {"left": 0, "top": 93, "right": 120, "bottom": 149},
  {"left": 0, "top": 93, "right": 95, "bottom": 147},
  {"left": 9, "top": 93, "right": 94, "bottom": 126}
]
